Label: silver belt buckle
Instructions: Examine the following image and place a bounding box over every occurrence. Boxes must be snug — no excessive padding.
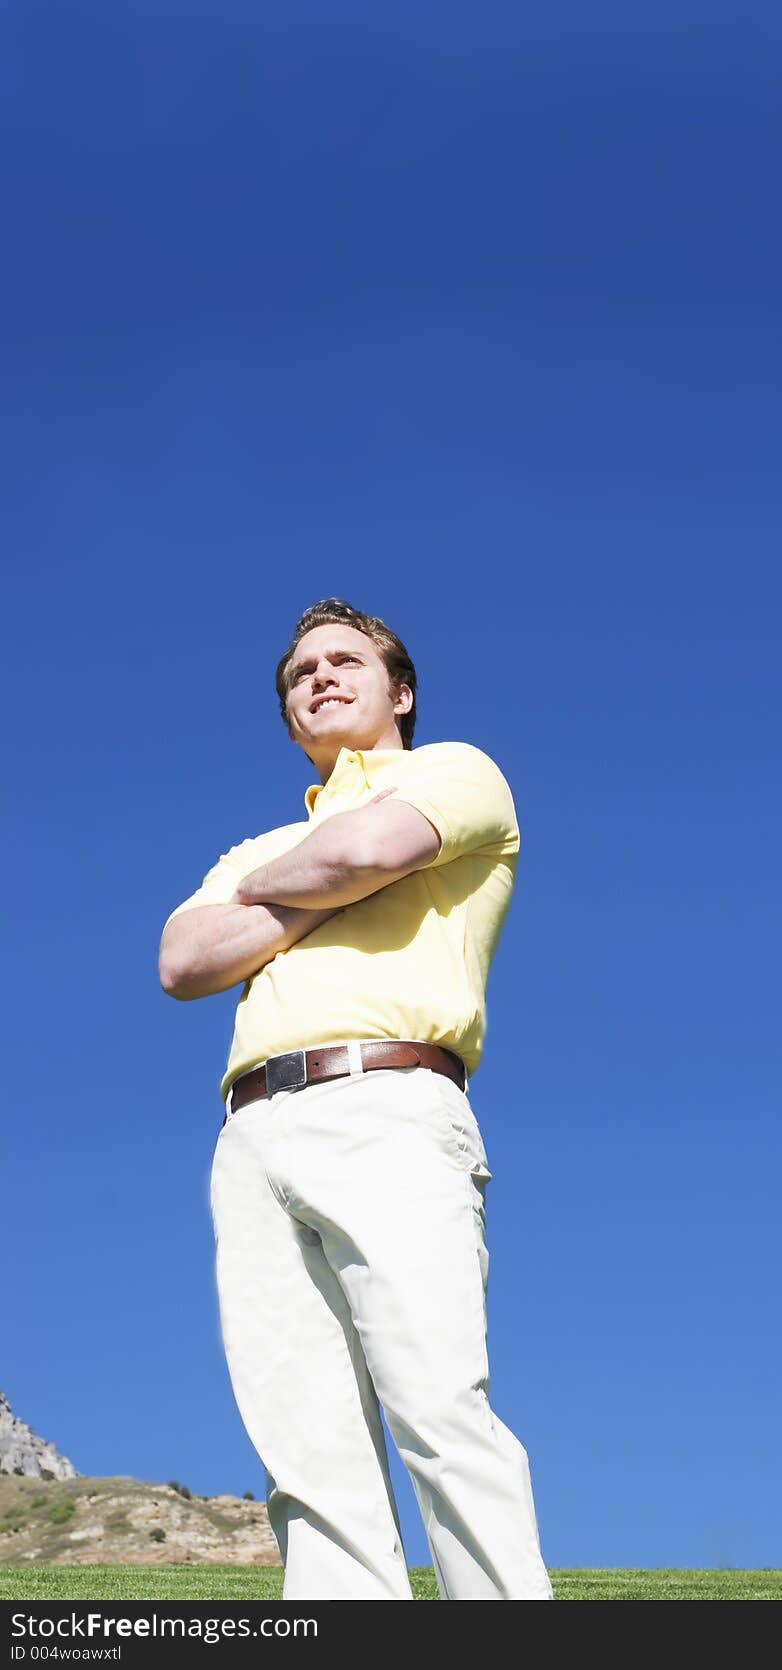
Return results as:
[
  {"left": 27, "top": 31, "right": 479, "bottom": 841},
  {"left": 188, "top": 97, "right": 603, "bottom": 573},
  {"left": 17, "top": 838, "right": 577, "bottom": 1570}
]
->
[{"left": 265, "top": 1049, "right": 307, "bottom": 1096}]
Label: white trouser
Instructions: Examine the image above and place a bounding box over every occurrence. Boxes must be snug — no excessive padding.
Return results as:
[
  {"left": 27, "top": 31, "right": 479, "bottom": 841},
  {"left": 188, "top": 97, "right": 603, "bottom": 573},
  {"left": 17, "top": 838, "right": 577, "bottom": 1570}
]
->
[{"left": 210, "top": 1061, "right": 553, "bottom": 1600}]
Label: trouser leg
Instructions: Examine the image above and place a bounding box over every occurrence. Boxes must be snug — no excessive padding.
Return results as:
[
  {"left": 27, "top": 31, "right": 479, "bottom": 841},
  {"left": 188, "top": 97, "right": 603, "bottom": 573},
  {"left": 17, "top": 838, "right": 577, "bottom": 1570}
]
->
[
  {"left": 210, "top": 1099, "right": 413, "bottom": 1600},
  {"left": 285, "top": 1068, "right": 554, "bottom": 1600}
]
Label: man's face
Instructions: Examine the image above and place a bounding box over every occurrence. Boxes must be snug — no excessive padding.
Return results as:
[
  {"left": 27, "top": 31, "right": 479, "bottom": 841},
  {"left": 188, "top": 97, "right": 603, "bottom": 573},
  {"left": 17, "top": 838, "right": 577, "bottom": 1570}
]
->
[{"left": 285, "top": 623, "right": 412, "bottom": 774}]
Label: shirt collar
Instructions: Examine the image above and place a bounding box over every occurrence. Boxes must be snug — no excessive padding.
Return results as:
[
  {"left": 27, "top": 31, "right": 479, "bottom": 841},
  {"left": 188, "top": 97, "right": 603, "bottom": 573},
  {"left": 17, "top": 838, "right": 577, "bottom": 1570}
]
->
[
  {"left": 304, "top": 747, "right": 405, "bottom": 818},
  {"left": 304, "top": 748, "right": 358, "bottom": 818}
]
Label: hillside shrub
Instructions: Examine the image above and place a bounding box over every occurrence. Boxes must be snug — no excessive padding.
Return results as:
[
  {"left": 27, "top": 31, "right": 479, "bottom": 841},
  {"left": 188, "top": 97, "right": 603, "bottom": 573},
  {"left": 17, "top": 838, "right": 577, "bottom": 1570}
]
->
[{"left": 49, "top": 1501, "right": 76, "bottom": 1525}]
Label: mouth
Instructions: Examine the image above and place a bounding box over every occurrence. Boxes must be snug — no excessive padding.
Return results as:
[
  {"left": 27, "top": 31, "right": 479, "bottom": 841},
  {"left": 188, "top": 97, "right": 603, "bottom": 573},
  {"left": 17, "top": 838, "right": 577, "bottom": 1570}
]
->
[{"left": 310, "top": 696, "right": 354, "bottom": 714}]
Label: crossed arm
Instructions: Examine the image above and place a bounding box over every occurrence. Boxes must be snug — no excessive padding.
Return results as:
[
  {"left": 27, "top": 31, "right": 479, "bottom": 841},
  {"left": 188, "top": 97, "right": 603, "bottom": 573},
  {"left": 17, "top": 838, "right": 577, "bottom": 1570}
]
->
[{"left": 158, "top": 792, "right": 441, "bottom": 1001}]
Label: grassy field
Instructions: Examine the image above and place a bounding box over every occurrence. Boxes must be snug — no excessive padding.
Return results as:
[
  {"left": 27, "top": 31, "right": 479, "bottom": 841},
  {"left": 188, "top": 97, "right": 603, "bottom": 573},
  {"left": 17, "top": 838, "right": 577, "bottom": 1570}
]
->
[{"left": 2, "top": 1566, "right": 781, "bottom": 1600}]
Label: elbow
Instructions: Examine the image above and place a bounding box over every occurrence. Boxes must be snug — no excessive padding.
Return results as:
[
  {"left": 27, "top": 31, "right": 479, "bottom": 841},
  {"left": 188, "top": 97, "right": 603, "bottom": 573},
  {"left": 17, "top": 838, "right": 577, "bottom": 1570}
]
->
[
  {"left": 159, "top": 960, "right": 181, "bottom": 999},
  {"left": 159, "top": 949, "right": 193, "bottom": 1000}
]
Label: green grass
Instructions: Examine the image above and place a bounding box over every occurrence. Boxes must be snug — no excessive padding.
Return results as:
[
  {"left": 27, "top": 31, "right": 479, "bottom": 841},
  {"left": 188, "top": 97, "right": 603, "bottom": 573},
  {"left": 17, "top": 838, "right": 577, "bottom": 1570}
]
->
[
  {"left": 2, "top": 1566, "right": 781, "bottom": 1601},
  {"left": 551, "top": 1569, "right": 782, "bottom": 1600}
]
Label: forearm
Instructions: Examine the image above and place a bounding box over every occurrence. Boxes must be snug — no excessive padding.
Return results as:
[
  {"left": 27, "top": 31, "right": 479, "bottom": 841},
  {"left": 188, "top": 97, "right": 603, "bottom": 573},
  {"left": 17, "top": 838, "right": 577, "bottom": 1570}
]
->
[
  {"left": 235, "top": 810, "right": 390, "bottom": 910},
  {"left": 159, "top": 898, "right": 339, "bottom": 1001}
]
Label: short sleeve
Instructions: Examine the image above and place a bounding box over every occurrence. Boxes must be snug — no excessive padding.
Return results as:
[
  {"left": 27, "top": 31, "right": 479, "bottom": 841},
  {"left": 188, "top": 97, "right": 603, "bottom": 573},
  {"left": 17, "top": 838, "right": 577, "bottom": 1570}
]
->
[
  {"left": 391, "top": 743, "right": 520, "bottom": 868},
  {"left": 163, "top": 822, "right": 312, "bottom": 928},
  {"left": 162, "top": 839, "right": 258, "bottom": 928}
]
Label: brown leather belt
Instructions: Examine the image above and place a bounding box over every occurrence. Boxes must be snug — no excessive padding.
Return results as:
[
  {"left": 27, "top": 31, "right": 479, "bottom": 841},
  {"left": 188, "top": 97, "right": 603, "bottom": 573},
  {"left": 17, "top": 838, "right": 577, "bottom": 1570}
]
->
[{"left": 227, "top": 1040, "right": 466, "bottom": 1114}]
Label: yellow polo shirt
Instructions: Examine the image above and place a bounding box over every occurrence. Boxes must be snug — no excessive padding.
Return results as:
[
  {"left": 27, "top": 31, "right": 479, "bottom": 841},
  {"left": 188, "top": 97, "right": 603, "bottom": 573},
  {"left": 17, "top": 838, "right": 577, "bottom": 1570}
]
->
[{"left": 165, "top": 741, "right": 519, "bottom": 1101}]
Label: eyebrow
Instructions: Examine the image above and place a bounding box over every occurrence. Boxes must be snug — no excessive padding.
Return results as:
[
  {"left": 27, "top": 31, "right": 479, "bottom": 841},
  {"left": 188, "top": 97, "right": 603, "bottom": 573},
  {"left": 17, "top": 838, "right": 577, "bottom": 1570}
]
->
[{"left": 289, "top": 648, "right": 366, "bottom": 678}]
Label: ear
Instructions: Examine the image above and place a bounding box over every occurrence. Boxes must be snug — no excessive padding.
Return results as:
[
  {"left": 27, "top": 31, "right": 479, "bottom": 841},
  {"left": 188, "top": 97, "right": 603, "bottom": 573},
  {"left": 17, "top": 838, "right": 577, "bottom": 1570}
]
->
[{"left": 393, "top": 683, "right": 413, "bottom": 716}]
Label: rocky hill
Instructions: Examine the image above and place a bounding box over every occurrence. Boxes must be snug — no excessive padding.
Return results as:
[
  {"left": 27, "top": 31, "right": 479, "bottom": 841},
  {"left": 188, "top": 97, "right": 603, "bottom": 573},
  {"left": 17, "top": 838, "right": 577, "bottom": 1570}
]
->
[
  {"left": 0, "top": 1474, "right": 279, "bottom": 1566},
  {"left": 0, "top": 1391, "right": 79, "bottom": 1481},
  {"left": 0, "top": 1395, "right": 278, "bottom": 1566}
]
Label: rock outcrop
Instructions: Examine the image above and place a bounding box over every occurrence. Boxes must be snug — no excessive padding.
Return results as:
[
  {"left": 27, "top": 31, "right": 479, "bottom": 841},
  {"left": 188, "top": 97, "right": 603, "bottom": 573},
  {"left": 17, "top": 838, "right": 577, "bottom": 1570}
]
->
[{"left": 0, "top": 1391, "right": 80, "bottom": 1481}]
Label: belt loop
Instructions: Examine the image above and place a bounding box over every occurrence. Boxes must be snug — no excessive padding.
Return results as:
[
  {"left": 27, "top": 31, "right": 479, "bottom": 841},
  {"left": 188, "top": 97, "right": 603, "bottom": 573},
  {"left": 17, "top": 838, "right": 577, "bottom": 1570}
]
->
[{"left": 347, "top": 1040, "right": 365, "bottom": 1077}]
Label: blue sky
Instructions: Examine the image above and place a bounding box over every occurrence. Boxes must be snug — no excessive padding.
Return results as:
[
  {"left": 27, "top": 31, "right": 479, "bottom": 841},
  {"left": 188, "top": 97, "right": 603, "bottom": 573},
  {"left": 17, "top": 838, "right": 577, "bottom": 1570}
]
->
[{"left": 4, "top": 1, "right": 781, "bottom": 1570}]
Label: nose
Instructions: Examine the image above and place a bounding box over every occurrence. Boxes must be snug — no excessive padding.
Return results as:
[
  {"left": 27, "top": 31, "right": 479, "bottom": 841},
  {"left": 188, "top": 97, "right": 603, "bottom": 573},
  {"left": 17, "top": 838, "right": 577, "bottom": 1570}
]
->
[{"left": 312, "top": 661, "right": 338, "bottom": 691}]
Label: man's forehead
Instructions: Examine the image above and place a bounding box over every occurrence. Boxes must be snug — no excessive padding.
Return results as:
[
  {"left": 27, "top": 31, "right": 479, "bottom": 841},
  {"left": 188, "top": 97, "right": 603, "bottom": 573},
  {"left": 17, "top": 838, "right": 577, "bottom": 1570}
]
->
[{"left": 290, "top": 626, "right": 378, "bottom": 668}]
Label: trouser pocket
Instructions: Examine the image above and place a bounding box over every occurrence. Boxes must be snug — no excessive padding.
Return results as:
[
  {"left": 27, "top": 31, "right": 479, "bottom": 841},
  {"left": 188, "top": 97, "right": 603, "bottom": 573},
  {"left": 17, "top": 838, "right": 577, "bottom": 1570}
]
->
[{"left": 422, "top": 1072, "right": 492, "bottom": 1181}]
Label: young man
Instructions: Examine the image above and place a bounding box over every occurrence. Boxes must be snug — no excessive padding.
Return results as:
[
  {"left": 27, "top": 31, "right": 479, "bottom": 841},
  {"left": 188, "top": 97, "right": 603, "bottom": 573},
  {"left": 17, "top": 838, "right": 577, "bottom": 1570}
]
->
[{"left": 159, "top": 598, "right": 552, "bottom": 1601}]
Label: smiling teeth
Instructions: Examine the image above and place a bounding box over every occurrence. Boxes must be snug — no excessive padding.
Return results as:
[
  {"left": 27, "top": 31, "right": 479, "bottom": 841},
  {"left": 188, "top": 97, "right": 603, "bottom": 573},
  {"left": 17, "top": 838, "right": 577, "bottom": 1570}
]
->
[{"left": 316, "top": 699, "right": 347, "bottom": 710}]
